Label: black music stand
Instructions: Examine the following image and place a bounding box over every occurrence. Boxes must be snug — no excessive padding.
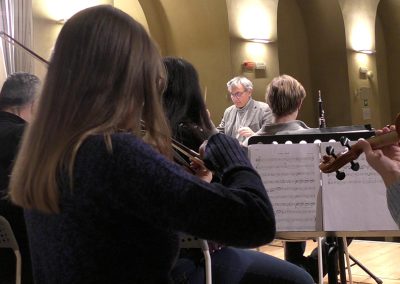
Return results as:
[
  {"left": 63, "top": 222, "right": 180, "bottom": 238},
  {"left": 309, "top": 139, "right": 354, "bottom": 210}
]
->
[{"left": 247, "top": 126, "right": 383, "bottom": 284}]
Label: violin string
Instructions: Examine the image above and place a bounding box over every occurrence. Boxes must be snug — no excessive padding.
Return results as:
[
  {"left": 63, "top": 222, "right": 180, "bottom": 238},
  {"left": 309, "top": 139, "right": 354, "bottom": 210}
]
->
[{"left": 140, "top": 120, "right": 201, "bottom": 162}]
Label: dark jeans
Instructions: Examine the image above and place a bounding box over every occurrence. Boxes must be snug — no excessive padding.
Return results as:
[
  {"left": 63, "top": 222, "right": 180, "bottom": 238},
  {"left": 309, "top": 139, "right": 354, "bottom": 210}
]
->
[{"left": 172, "top": 247, "right": 314, "bottom": 284}]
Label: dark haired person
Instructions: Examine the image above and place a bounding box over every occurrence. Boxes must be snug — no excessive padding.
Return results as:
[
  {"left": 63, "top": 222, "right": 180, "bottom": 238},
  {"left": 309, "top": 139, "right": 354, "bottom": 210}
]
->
[
  {"left": 163, "top": 57, "right": 314, "bottom": 283},
  {"left": 0, "top": 72, "right": 40, "bottom": 284},
  {"left": 8, "top": 6, "right": 312, "bottom": 284}
]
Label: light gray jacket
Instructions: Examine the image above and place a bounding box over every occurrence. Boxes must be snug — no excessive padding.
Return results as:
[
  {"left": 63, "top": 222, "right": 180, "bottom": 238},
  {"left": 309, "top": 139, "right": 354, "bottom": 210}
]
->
[{"left": 218, "top": 99, "right": 273, "bottom": 140}]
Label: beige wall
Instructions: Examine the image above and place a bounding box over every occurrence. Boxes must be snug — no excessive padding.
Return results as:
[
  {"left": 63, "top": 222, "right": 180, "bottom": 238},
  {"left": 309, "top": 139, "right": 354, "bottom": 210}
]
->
[
  {"left": 31, "top": 0, "right": 113, "bottom": 81},
  {"left": 378, "top": 0, "right": 400, "bottom": 122},
  {"left": 114, "top": 0, "right": 149, "bottom": 33},
  {"left": 277, "top": 0, "right": 314, "bottom": 126},
  {"left": 141, "top": 0, "right": 232, "bottom": 125}
]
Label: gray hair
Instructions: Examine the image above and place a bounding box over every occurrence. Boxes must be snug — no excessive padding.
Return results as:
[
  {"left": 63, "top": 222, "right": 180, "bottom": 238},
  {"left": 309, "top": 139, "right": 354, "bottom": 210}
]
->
[
  {"left": 226, "top": 76, "right": 253, "bottom": 92},
  {"left": 0, "top": 72, "right": 40, "bottom": 110},
  {"left": 266, "top": 74, "right": 306, "bottom": 117}
]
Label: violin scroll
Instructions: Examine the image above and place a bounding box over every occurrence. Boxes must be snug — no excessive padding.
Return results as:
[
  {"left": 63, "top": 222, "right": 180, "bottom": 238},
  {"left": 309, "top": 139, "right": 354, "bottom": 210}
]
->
[{"left": 319, "top": 113, "right": 400, "bottom": 176}]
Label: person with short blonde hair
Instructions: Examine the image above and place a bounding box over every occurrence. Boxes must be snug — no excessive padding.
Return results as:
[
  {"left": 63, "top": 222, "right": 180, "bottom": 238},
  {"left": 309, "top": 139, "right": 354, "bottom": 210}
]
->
[
  {"left": 266, "top": 74, "right": 306, "bottom": 119},
  {"left": 253, "top": 74, "right": 309, "bottom": 136}
]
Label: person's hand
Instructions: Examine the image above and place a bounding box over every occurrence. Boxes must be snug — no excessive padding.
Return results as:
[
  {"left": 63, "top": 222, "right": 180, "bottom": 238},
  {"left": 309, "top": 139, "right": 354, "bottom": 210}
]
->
[
  {"left": 237, "top": 126, "right": 255, "bottom": 138},
  {"left": 358, "top": 126, "right": 400, "bottom": 187},
  {"left": 190, "top": 157, "right": 212, "bottom": 183},
  {"left": 189, "top": 140, "right": 212, "bottom": 183}
]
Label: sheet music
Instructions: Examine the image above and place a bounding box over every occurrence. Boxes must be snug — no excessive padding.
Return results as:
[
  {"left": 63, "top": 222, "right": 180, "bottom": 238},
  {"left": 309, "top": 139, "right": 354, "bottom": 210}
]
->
[
  {"left": 249, "top": 144, "right": 321, "bottom": 231},
  {"left": 321, "top": 141, "right": 398, "bottom": 231}
]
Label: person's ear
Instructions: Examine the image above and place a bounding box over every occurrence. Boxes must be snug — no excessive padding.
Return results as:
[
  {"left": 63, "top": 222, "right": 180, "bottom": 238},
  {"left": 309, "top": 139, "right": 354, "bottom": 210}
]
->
[{"left": 298, "top": 99, "right": 303, "bottom": 110}]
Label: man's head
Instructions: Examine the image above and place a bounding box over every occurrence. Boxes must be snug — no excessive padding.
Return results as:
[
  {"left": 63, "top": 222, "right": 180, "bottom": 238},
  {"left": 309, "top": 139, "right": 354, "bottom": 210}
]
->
[
  {"left": 0, "top": 72, "right": 40, "bottom": 122},
  {"left": 266, "top": 74, "right": 306, "bottom": 118},
  {"left": 226, "top": 76, "right": 253, "bottom": 109}
]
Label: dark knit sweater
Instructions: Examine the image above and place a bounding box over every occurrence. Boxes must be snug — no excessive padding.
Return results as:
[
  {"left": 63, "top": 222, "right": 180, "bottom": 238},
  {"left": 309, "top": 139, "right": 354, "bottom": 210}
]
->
[{"left": 25, "top": 133, "right": 275, "bottom": 284}]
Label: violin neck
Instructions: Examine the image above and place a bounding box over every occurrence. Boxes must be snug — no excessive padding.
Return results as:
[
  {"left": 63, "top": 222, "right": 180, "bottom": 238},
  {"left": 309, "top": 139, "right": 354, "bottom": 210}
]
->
[{"left": 368, "top": 130, "right": 399, "bottom": 150}]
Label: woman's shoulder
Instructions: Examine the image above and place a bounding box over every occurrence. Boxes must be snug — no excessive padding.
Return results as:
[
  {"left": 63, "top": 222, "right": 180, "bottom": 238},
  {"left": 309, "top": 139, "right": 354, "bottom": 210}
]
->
[{"left": 81, "top": 133, "right": 153, "bottom": 156}]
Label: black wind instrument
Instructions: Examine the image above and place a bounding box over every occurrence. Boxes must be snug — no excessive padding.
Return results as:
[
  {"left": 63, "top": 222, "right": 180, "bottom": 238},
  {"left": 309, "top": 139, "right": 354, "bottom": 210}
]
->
[{"left": 318, "top": 90, "right": 326, "bottom": 128}]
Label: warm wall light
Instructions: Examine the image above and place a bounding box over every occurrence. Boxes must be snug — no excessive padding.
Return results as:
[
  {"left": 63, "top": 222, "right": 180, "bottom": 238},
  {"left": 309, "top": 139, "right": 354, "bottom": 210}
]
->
[
  {"left": 228, "top": 0, "right": 278, "bottom": 42},
  {"left": 354, "top": 49, "right": 376, "bottom": 54},
  {"left": 40, "top": 0, "right": 112, "bottom": 22},
  {"left": 248, "top": 38, "right": 274, "bottom": 43}
]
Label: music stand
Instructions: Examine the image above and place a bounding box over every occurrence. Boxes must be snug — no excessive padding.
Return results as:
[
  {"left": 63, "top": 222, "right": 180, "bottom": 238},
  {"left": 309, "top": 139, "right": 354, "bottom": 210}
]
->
[{"left": 247, "top": 125, "right": 383, "bottom": 284}]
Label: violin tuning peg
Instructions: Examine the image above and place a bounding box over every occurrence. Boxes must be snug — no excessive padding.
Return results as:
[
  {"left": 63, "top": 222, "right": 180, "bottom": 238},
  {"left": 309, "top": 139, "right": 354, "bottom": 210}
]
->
[
  {"left": 340, "top": 136, "right": 351, "bottom": 149},
  {"left": 336, "top": 170, "right": 346, "bottom": 180},
  {"left": 326, "top": 146, "right": 336, "bottom": 157},
  {"left": 350, "top": 161, "right": 360, "bottom": 171}
]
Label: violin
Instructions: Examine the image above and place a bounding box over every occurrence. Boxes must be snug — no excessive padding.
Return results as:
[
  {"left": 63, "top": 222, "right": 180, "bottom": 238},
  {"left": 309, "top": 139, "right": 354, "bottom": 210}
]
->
[
  {"left": 1, "top": 32, "right": 203, "bottom": 167},
  {"left": 319, "top": 113, "right": 400, "bottom": 176}
]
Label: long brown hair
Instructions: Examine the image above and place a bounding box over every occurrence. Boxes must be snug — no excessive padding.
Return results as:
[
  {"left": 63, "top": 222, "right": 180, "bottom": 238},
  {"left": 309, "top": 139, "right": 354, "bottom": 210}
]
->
[{"left": 9, "top": 5, "right": 171, "bottom": 213}]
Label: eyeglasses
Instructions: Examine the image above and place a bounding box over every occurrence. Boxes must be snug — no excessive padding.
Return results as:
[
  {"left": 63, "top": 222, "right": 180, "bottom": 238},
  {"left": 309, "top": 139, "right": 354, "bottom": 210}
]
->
[{"left": 229, "top": 91, "right": 247, "bottom": 99}]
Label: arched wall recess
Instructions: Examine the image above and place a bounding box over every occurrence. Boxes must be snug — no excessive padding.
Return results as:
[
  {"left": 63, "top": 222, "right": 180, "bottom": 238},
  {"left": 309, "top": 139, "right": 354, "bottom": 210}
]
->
[
  {"left": 114, "top": 0, "right": 149, "bottom": 33},
  {"left": 377, "top": 0, "right": 400, "bottom": 122}
]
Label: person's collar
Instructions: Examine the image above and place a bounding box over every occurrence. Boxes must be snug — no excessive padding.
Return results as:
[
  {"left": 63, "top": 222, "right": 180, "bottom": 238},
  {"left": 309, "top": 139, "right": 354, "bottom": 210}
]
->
[
  {"left": 273, "top": 111, "right": 298, "bottom": 123},
  {"left": 0, "top": 110, "right": 26, "bottom": 123}
]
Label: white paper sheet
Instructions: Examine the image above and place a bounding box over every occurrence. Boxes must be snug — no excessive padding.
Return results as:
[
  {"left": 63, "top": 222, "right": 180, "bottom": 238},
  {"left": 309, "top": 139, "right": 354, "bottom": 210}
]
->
[
  {"left": 320, "top": 141, "right": 398, "bottom": 231},
  {"left": 249, "top": 143, "right": 322, "bottom": 231}
]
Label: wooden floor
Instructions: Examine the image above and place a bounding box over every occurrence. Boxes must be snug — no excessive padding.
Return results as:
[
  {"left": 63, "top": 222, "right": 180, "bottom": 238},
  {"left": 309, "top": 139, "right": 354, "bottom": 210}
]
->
[{"left": 259, "top": 239, "right": 400, "bottom": 284}]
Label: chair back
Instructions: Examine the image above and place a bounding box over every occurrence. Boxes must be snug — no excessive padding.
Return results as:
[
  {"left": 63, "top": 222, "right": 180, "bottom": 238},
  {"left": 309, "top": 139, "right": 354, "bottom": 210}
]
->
[
  {"left": 0, "top": 215, "right": 22, "bottom": 284},
  {"left": 180, "top": 234, "right": 212, "bottom": 284},
  {"left": 0, "top": 215, "right": 19, "bottom": 250}
]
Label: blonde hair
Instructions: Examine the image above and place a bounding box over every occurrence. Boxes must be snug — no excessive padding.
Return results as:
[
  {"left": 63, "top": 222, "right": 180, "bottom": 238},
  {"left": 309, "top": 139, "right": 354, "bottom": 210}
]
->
[
  {"left": 9, "top": 5, "right": 171, "bottom": 213},
  {"left": 266, "top": 74, "right": 306, "bottom": 117}
]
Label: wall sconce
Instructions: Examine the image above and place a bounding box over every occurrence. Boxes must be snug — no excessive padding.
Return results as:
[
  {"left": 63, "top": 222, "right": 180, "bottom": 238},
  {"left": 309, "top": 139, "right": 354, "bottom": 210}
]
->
[
  {"left": 248, "top": 38, "right": 274, "bottom": 44},
  {"left": 354, "top": 49, "right": 376, "bottom": 54},
  {"left": 57, "top": 19, "right": 67, "bottom": 24},
  {"left": 359, "top": 67, "right": 373, "bottom": 80}
]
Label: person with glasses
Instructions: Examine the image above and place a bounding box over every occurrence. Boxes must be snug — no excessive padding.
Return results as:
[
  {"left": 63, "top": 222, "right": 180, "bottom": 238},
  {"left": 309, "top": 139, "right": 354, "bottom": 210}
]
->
[{"left": 217, "top": 76, "right": 272, "bottom": 143}]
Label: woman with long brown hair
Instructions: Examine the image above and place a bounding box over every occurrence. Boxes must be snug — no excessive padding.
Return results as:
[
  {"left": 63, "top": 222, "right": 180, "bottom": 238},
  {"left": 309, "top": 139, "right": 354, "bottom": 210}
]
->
[{"left": 9, "top": 5, "right": 311, "bottom": 284}]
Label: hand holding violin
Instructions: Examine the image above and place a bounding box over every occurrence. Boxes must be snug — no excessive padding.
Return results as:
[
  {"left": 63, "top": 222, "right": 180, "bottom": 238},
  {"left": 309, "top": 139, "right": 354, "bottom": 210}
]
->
[
  {"left": 358, "top": 125, "right": 400, "bottom": 187},
  {"left": 189, "top": 140, "right": 213, "bottom": 183}
]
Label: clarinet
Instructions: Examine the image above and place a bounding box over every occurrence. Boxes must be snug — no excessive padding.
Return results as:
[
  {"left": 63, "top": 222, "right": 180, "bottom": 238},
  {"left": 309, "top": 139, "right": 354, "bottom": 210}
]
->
[{"left": 318, "top": 90, "right": 326, "bottom": 128}]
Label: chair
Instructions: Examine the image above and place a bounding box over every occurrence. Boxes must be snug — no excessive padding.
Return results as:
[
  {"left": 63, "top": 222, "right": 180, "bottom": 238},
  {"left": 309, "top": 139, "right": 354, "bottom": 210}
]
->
[
  {"left": 180, "top": 234, "right": 212, "bottom": 284},
  {"left": 0, "top": 215, "right": 21, "bottom": 284}
]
